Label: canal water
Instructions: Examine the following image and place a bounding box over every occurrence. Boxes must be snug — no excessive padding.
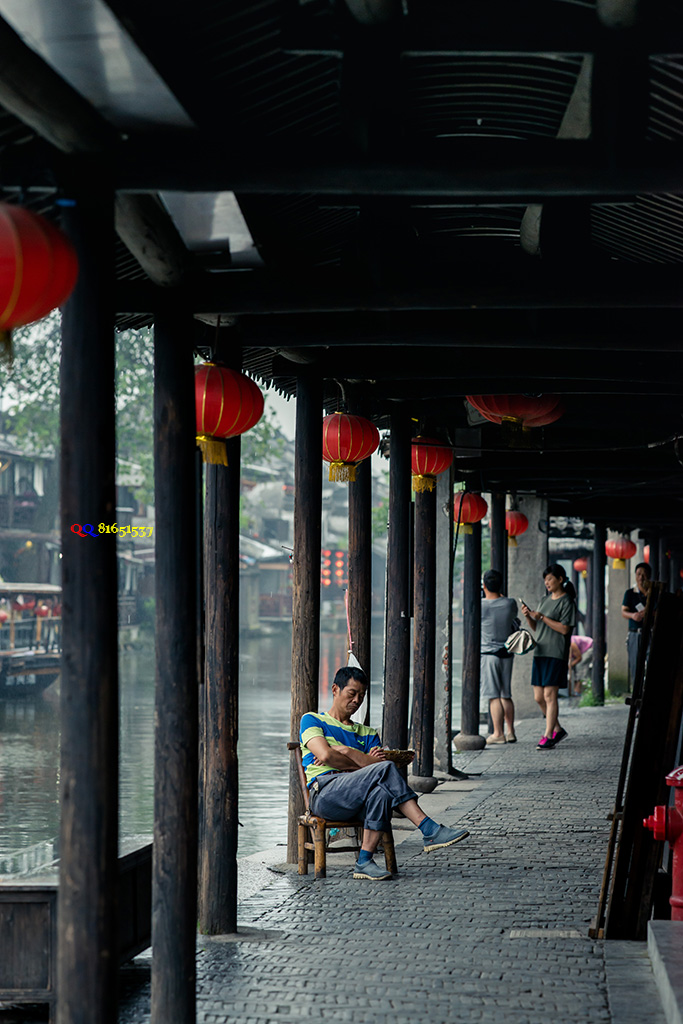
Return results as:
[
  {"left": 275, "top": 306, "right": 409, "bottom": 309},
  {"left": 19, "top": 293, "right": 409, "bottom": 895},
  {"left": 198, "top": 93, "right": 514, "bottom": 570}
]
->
[{"left": 1, "top": 622, "right": 460, "bottom": 874}]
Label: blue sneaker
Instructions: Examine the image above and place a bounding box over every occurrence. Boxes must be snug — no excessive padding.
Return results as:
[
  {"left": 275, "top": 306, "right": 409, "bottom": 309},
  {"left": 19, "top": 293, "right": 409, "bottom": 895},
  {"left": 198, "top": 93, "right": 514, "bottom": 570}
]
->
[
  {"left": 422, "top": 824, "right": 470, "bottom": 853},
  {"left": 352, "top": 858, "right": 392, "bottom": 880}
]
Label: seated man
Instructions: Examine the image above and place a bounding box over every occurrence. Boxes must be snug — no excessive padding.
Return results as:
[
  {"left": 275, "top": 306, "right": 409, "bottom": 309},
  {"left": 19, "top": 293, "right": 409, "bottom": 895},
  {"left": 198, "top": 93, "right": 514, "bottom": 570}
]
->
[{"left": 300, "top": 665, "right": 469, "bottom": 881}]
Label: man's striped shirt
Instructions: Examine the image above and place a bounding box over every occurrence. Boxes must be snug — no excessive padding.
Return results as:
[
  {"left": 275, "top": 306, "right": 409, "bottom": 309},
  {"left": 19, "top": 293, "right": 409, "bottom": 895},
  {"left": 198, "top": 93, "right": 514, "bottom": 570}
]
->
[{"left": 299, "top": 711, "right": 380, "bottom": 786}]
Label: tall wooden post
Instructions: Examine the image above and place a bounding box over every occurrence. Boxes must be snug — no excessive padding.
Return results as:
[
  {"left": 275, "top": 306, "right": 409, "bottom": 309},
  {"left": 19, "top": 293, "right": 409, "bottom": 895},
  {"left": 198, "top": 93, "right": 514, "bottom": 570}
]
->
[
  {"left": 585, "top": 554, "right": 594, "bottom": 637},
  {"left": 288, "top": 376, "right": 322, "bottom": 862},
  {"left": 348, "top": 432, "right": 372, "bottom": 705},
  {"left": 454, "top": 523, "right": 485, "bottom": 750},
  {"left": 57, "top": 182, "right": 119, "bottom": 1024},
  {"left": 152, "top": 309, "right": 198, "bottom": 1024},
  {"left": 649, "top": 529, "right": 660, "bottom": 583},
  {"left": 489, "top": 492, "right": 507, "bottom": 591},
  {"left": 659, "top": 534, "right": 669, "bottom": 591},
  {"left": 199, "top": 434, "right": 240, "bottom": 933},
  {"left": 383, "top": 410, "right": 411, "bottom": 749},
  {"left": 592, "top": 522, "right": 607, "bottom": 705},
  {"left": 412, "top": 486, "right": 436, "bottom": 779},
  {"left": 434, "top": 467, "right": 454, "bottom": 772}
]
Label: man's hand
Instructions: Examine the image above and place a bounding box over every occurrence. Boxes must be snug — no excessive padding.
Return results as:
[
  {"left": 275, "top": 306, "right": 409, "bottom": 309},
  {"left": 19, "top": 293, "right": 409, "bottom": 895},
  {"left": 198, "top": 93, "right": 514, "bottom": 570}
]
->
[
  {"left": 633, "top": 609, "right": 645, "bottom": 623},
  {"left": 369, "top": 746, "right": 388, "bottom": 761}
]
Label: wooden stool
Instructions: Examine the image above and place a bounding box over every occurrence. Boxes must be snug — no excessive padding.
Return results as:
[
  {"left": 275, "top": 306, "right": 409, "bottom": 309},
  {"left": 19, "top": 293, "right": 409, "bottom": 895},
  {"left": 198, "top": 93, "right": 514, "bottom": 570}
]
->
[{"left": 288, "top": 742, "right": 398, "bottom": 880}]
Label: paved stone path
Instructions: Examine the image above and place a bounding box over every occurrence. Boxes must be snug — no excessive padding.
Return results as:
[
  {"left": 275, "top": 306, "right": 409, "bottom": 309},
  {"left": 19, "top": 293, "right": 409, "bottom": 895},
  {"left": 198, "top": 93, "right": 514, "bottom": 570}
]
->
[{"left": 116, "top": 701, "right": 666, "bottom": 1024}]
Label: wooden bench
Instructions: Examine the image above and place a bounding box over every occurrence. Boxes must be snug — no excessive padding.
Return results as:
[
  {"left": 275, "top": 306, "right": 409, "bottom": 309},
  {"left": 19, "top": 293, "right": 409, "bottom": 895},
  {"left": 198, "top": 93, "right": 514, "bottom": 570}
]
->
[{"left": 288, "top": 742, "right": 397, "bottom": 880}]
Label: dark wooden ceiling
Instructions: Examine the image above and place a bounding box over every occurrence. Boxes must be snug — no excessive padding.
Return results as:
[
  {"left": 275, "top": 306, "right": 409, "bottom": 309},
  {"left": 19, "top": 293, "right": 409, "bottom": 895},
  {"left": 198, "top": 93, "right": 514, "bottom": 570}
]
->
[{"left": 0, "top": 0, "right": 682, "bottom": 536}]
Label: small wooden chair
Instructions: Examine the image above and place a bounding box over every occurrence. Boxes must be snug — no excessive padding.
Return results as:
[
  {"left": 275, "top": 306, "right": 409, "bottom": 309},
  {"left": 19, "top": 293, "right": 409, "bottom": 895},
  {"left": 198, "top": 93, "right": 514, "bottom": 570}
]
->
[{"left": 288, "top": 742, "right": 397, "bottom": 880}]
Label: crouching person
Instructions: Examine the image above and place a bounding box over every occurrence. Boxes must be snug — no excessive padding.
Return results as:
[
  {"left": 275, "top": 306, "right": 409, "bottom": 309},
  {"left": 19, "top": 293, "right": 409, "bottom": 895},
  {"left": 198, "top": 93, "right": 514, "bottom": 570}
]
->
[{"left": 300, "top": 665, "right": 469, "bottom": 880}]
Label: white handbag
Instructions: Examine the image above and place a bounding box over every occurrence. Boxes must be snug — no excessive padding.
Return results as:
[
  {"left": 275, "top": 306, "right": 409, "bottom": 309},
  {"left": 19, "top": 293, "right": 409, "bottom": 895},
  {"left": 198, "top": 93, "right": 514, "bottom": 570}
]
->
[{"left": 504, "top": 628, "right": 537, "bottom": 655}]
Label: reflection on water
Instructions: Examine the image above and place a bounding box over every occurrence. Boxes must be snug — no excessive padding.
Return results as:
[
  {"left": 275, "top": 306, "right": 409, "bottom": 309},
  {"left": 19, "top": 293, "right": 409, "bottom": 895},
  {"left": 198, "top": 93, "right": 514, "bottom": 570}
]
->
[{"left": 0, "top": 625, "right": 392, "bottom": 871}]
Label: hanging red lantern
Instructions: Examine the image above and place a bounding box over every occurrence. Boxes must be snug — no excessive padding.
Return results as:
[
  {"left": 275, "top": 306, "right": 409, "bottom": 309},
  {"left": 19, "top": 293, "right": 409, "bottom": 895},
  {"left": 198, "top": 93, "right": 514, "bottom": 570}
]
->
[
  {"left": 0, "top": 204, "right": 79, "bottom": 357},
  {"left": 0, "top": 609, "right": 7, "bottom": 624},
  {"left": 573, "top": 557, "right": 589, "bottom": 577},
  {"left": 505, "top": 510, "right": 528, "bottom": 547},
  {"left": 35, "top": 604, "right": 50, "bottom": 618},
  {"left": 644, "top": 545, "right": 650, "bottom": 564},
  {"left": 453, "top": 492, "right": 488, "bottom": 534},
  {"left": 322, "top": 412, "right": 379, "bottom": 482},
  {"left": 605, "top": 537, "right": 637, "bottom": 570},
  {"left": 466, "top": 394, "right": 564, "bottom": 428},
  {"left": 411, "top": 437, "right": 453, "bottom": 493},
  {"left": 195, "top": 363, "right": 264, "bottom": 466}
]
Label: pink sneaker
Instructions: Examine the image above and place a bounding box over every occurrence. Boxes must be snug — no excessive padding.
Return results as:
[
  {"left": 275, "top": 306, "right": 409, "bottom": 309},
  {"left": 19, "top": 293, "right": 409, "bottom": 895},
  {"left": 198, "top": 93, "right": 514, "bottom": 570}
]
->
[{"left": 537, "top": 735, "right": 556, "bottom": 750}]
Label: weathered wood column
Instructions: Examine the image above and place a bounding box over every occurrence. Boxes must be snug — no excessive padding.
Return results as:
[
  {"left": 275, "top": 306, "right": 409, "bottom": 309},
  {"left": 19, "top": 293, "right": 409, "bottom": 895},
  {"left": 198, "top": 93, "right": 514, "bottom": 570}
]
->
[
  {"left": 454, "top": 522, "right": 486, "bottom": 750},
  {"left": 288, "top": 376, "right": 322, "bottom": 862},
  {"left": 659, "top": 533, "right": 669, "bottom": 591},
  {"left": 648, "top": 529, "right": 660, "bottom": 583},
  {"left": 199, "top": 433, "right": 240, "bottom": 934},
  {"left": 489, "top": 492, "right": 507, "bottom": 590},
  {"left": 152, "top": 309, "right": 198, "bottom": 1024},
  {"left": 434, "top": 467, "right": 454, "bottom": 772},
  {"left": 383, "top": 409, "right": 411, "bottom": 749},
  {"left": 411, "top": 484, "right": 437, "bottom": 783},
  {"left": 584, "top": 554, "right": 594, "bottom": 636},
  {"left": 348, "top": 416, "right": 372, "bottom": 707},
  {"left": 592, "top": 521, "right": 607, "bottom": 705},
  {"left": 58, "top": 181, "right": 119, "bottom": 1024}
]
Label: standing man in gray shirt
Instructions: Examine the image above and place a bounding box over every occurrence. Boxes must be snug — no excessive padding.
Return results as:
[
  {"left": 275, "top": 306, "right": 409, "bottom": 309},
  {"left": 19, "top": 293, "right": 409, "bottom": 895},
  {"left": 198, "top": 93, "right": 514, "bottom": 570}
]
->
[{"left": 481, "top": 569, "right": 519, "bottom": 744}]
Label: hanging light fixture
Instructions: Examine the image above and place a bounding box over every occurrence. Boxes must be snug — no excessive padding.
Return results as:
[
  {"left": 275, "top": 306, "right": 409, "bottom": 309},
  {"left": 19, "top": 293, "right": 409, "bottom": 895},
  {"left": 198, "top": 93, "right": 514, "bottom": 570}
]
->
[
  {"left": 605, "top": 537, "right": 637, "bottom": 570},
  {"left": 411, "top": 437, "right": 453, "bottom": 493},
  {"left": 505, "top": 510, "right": 529, "bottom": 547},
  {"left": 453, "top": 491, "right": 488, "bottom": 534},
  {"left": 322, "top": 412, "right": 379, "bottom": 482},
  {"left": 194, "top": 363, "right": 264, "bottom": 465}
]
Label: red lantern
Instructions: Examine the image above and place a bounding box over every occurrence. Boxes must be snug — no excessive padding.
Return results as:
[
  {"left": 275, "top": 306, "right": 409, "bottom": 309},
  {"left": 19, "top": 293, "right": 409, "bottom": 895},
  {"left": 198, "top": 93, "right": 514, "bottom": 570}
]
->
[
  {"left": 195, "top": 363, "right": 264, "bottom": 465},
  {"left": 0, "top": 204, "right": 78, "bottom": 354},
  {"left": 35, "top": 604, "right": 50, "bottom": 618},
  {"left": 411, "top": 437, "right": 453, "bottom": 493},
  {"left": 644, "top": 545, "right": 650, "bottom": 564},
  {"left": 573, "top": 557, "right": 589, "bottom": 576},
  {"left": 0, "top": 609, "right": 7, "bottom": 624},
  {"left": 453, "top": 492, "right": 488, "bottom": 534},
  {"left": 466, "top": 395, "right": 564, "bottom": 446},
  {"left": 322, "top": 412, "right": 379, "bottom": 482},
  {"left": 605, "top": 537, "right": 637, "bottom": 570},
  {"left": 505, "top": 510, "right": 528, "bottom": 548}
]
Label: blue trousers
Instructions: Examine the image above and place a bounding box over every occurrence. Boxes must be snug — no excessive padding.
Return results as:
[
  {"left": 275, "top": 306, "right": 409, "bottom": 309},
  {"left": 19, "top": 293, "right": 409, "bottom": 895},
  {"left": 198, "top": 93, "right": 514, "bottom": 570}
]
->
[{"left": 308, "top": 761, "right": 417, "bottom": 832}]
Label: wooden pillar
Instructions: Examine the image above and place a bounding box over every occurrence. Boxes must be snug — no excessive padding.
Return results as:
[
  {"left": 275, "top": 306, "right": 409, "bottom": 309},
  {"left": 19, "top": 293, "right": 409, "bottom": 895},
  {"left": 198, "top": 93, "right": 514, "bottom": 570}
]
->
[
  {"left": 198, "top": 435, "right": 240, "bottom": 934},
  {"left": 489, "top": 491, "right": 507, "bottom": 592},
  {"left": 659, "top": 534, "right": 669, "bottom": 591},
  {"left": 287, "top": 376, "right": 322, "bottom": 863},
  {"left": 434, "top": 467, "right": 454, "bottom": 772},
  {"left": 455, "top": 523, "right": 486, "bottom": 749},
  {"left": 412, "top": 486, "right": 436, "bottom": 778},
  {"left": 57, "top": 181, "right": 119, "bottom": 1024},
  {"left": 348, "top": 430, "right": 372, "bottom": 703},
  {"left": 585, "top": 555, "right": 594, "bottom": 637},
  {"left": 671, "top": 550, "right": 681, "bottom": 594},
  {"left": 648, "top": 529, "right": 660, "bottom": 583},
  {"left": 151, "top": 309, "right": 198, "bottom": 1024},
  {"left": 592, "top": 522, "right": 607, "bottom": 705},
  {"left": 383, "top": 409, "right": 411, "bottom": 749}
]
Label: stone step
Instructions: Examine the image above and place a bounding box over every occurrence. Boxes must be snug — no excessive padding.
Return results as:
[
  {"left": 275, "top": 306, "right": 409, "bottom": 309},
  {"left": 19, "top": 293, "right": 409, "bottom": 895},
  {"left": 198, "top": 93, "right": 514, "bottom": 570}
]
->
[{"left": 648, "top": 920, "right": 683, "bottom": 1024}]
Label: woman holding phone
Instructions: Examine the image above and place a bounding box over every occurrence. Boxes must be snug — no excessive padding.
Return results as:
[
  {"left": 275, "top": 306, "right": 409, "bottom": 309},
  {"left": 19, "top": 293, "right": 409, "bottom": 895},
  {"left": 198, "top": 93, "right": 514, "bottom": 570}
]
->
[{"left": 521, "top": 563, "right": 577, "bottom": 749}]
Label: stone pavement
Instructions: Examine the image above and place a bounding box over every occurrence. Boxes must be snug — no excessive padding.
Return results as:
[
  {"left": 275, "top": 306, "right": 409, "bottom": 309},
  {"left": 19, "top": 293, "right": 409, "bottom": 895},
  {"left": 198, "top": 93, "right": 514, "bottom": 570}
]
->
[{"left": 117, "top": 701, "right": 667, "bottom": 1024}]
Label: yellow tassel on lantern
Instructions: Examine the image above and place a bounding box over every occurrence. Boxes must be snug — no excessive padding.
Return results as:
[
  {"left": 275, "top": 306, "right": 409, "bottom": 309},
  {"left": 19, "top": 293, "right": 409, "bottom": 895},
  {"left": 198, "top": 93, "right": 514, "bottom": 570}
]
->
[
  {"left": 508, "top": 536, "right": 518, "bottom": 548},
  {"left": 412, "top": 474, "right": 436, "bottom": 493},
  {"left": 196, "top": 434, "right": 229, "bottom": 466},
  {"left": 612, "top": 558, "right": 626, "bottom": 569},
  {"left": 459, "top": 523, "right": 473, "bottom": 534},
  {"left": 329, "top": 461, "right": 357, "bottom": 482}
]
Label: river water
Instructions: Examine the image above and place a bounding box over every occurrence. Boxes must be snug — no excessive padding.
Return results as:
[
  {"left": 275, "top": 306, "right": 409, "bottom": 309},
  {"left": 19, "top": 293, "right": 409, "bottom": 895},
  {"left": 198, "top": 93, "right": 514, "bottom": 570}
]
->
[{"left": 1, "top": 623, "right": 435, "bottom": 873}]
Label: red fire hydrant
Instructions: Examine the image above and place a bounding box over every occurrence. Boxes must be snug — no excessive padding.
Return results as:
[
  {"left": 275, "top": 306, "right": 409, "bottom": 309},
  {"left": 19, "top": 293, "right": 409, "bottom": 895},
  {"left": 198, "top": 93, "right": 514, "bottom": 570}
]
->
[{"left": 644, "top": 765, "right": 683, "bottom": 920}]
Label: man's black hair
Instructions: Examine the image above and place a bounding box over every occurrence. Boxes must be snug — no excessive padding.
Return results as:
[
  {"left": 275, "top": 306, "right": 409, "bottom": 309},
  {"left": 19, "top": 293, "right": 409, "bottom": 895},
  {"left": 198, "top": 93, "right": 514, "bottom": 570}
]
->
[
  {"left": 333, "top": 665, "right": 369, "bottom": 690},
  {"left": 635, "top": 562, "right": 652, "bottom": 578},
  {"left": 483, "top": 569, "right": 503, "bottom": 593}
]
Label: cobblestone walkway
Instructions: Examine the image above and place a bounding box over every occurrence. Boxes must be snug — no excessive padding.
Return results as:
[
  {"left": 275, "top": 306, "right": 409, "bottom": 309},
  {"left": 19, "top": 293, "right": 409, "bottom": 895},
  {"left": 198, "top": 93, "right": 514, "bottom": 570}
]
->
[{"left": 119, "top": 702, "right": 666, "bottom": 1024}]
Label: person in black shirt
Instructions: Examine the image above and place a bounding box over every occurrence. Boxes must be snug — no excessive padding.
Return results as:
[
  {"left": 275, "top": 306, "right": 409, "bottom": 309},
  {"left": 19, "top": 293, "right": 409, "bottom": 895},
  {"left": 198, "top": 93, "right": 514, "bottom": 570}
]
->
[{"left": 621, "top": 561, "right": 651, "bottom": 687}]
